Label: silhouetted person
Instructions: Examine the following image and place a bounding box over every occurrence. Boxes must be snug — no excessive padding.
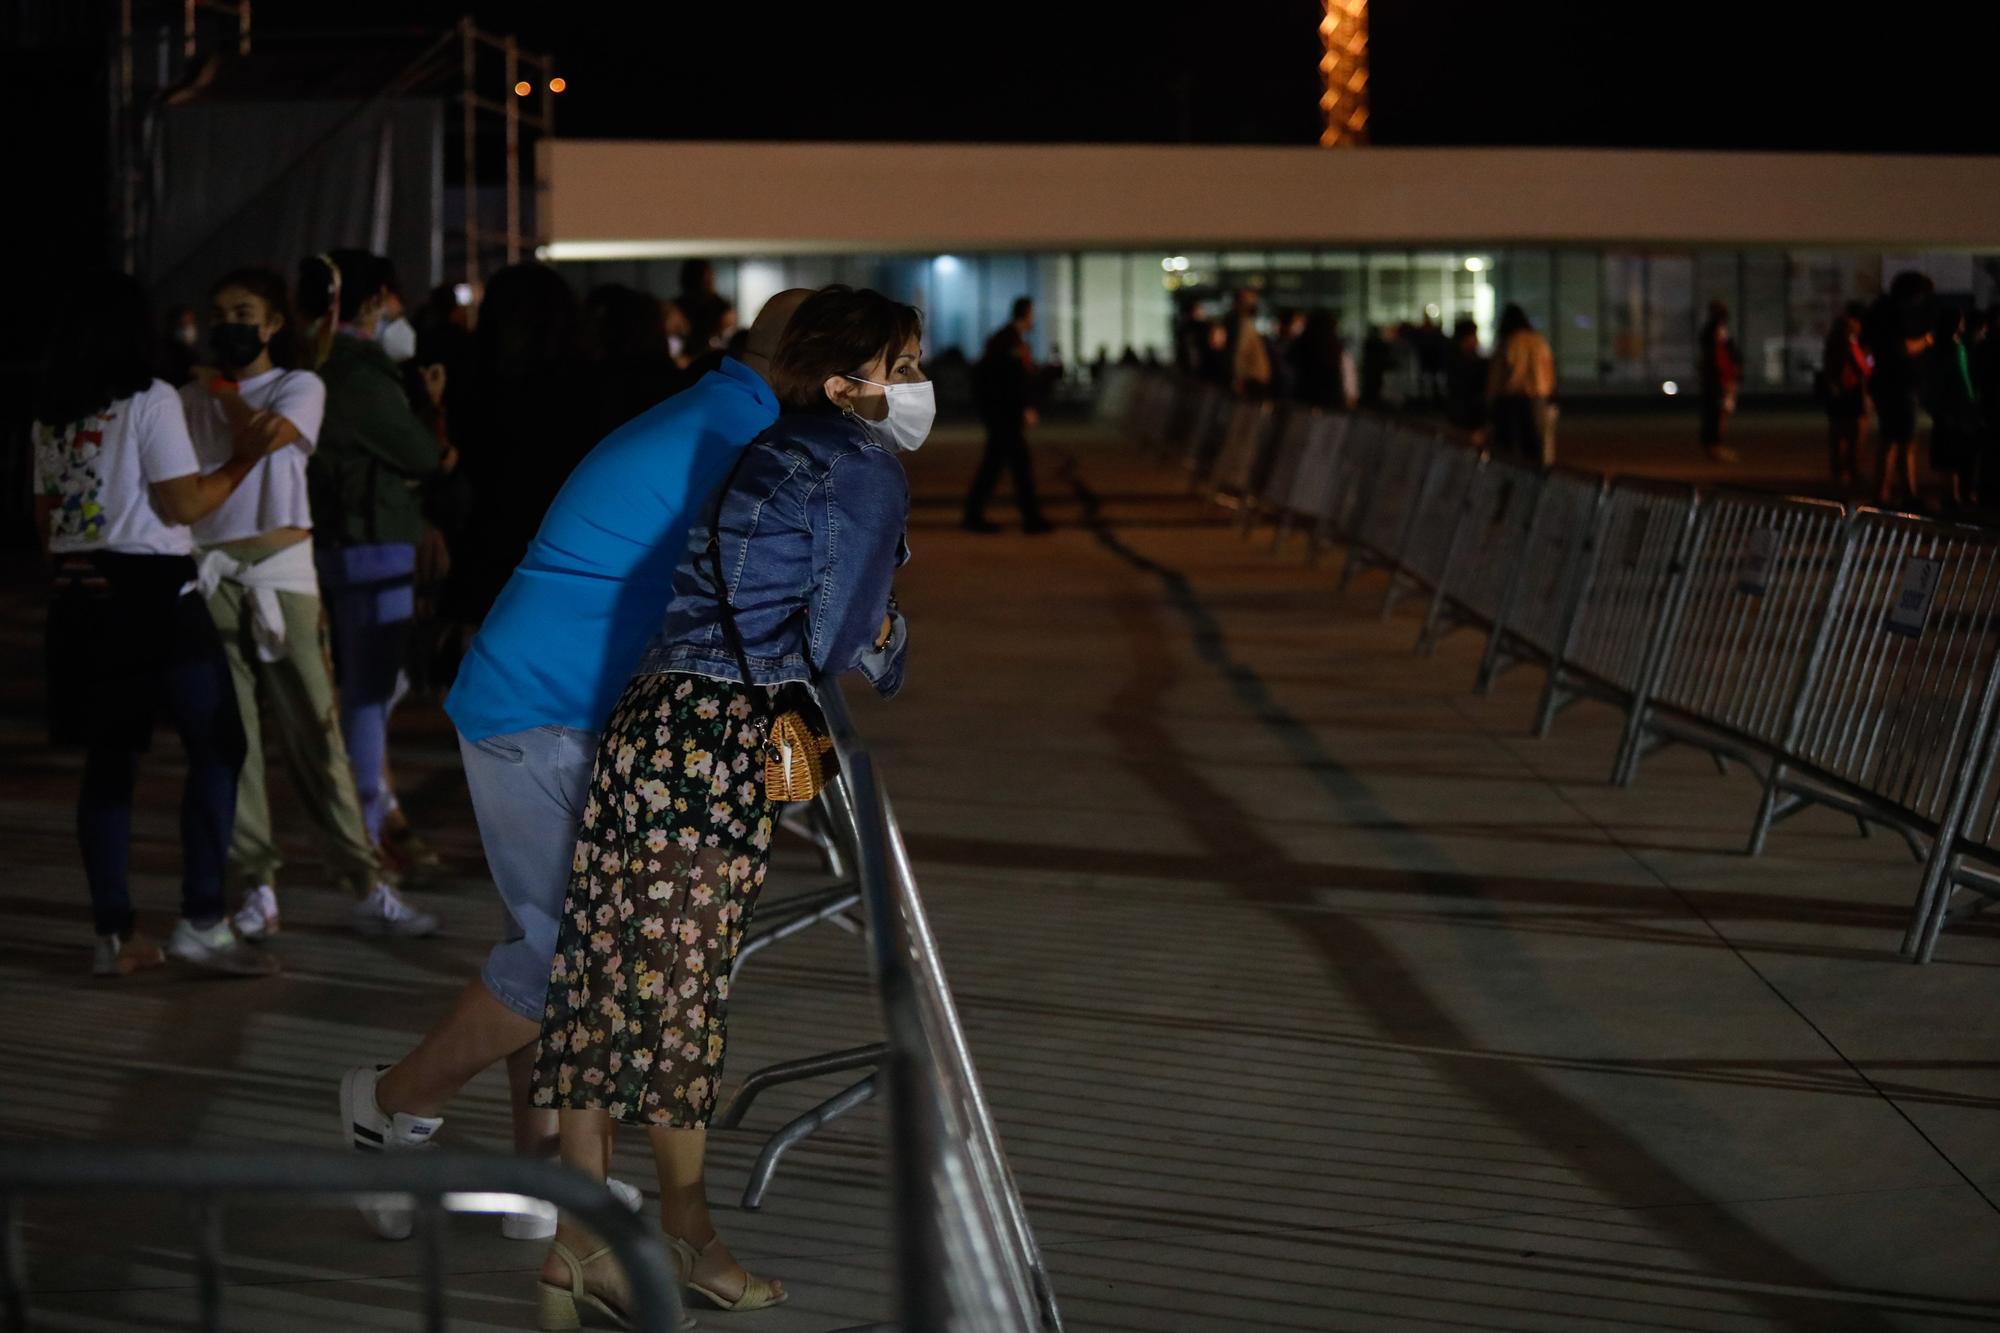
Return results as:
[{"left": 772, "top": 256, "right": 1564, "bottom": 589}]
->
[
  {"left": 583, "top": 283, "right": 680, "bottom": 436},
  {"left": 1290, "top": 310, "right": 1353, "bottom": 411},
  {"left": 1269, "top": 309, "right": 1306, "bottom": 401},
  {"left": 1486, "top": 304, "right": 1555, "bottom": 462},
  {"left": 1866, "top": 269, "right": 1937, "bottom": 509},
  {"left": 1415, "top": 314, "right": 1447, "bottom": 404},
  {"left": 1925, "top": 306, "right": 1982, "bottom": 511},
  {"left": 1445, "top": 317, "right": 1489, "bottom": 434},
  {"left": 964, "top": 297, "right": 1051, "bottom": 534},
  {"left": 1175, "top": 300, "right": 1211, "bottom": 377},
  {"left": 676, "top": 258, "right": 728, "bottom": 357},
  {"left": 1819, "top": 301, "right": 1871, "bottom": 492},
  {"left": 1697, "top": 300, "right": 1742, "bottom": 462},
  {"left": 1359, "top": 325, "right": 1390, "bottom": 409},
  {"left": 449, "top": 263, "right": 595, "bottom": 625},
  {"left": 1197, "top": 320, "right": 1229, "bottom": 385}
]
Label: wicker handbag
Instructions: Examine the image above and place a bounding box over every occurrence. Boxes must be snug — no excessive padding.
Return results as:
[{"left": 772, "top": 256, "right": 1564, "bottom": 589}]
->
[
  {"left": 705, "top": 457, "right": 837, "bottom": 803},
  {"left": 763, "top": 704, "right": 836, "bottom": 802}
]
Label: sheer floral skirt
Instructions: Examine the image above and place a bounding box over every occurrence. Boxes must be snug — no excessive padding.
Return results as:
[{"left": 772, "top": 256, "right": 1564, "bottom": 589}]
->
[{"left": 530, "top": 671, "right": 776, "bottom": 1127}]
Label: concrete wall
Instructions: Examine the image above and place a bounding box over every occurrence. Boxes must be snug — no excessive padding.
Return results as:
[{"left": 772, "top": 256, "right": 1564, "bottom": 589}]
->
[{"left": 544, "top": 142, "right": 2000, "bottom": 257}]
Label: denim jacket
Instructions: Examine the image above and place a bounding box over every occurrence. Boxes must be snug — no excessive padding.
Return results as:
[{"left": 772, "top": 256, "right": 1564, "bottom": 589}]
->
[{"left": 638, "top": 411, "right": 909, "bottom": 696}]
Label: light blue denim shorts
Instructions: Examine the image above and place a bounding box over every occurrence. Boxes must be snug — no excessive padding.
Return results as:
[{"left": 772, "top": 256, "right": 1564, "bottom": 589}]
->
[{"left": 457, "top": 725, "right": 598, "bottom": 1023}]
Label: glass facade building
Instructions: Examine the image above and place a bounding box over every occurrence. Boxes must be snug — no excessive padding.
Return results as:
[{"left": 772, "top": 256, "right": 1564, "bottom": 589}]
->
[{"left": 557, "top": 247, "right": 1999, "bottom": 396}]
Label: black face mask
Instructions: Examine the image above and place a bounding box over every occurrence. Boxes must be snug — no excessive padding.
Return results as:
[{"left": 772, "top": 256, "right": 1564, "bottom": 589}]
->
[{"left": 210, "top": 322, "right": 267, "bottom": 369}]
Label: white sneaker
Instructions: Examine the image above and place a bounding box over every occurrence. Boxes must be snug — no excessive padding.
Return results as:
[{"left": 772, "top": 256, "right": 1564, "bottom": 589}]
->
[
  {"left": 339, "top": 1065, "right": 443, "bottom": 1240},
  {"left": 500, "top": 1177, "right": 645, "bottom": 1241},
  {"left": 165, "top": 919, "right": 281, "bottom": 977},
  {"left": 350, "top": 883, "right": 441, "bottom": 938},
  {"left": 232, "top": 885, "right": 280, "bottom": 940}
]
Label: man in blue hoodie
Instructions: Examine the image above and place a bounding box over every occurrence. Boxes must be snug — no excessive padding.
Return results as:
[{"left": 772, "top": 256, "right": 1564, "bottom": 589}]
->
[{"left": 339, "top": 288, "right": 811, "bottom": 1241}]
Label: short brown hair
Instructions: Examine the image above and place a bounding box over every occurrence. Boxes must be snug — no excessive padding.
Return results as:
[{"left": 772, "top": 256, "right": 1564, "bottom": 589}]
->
[{"left": 766, "top": 285, "right": 923, "bottom": 412}]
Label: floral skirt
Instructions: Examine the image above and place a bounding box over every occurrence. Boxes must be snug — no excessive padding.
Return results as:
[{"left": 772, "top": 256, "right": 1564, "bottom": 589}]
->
[{"left": 530, "top": 671, "right": 777, "bottom": 1127}]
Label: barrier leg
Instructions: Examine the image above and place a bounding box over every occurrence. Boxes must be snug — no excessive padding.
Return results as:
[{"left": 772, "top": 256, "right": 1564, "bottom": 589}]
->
[
  {"left": 1746, "top": 763, "right": 1788, "bottom": 857},
  {"left": 1904, "top": 846, "right": 1961, "bottom": 962},
  {"left": 731, "top": 887, "right": 864, "bottom": 983},
  {"left": 713, "top": 1042, "right": 887, "bottom": 1131},
  {"left": 740, "top": 1074, "right": 879, "bottom": 1211}
]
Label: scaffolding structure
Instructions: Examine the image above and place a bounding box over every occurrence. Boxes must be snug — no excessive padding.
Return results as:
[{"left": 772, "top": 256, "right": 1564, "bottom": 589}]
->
[
  {"left": 109, "top": 1, "right": 552, "bottom": 293},
  {"left": 1319, "top": 0, "right": 1369, "bottom": 147}
]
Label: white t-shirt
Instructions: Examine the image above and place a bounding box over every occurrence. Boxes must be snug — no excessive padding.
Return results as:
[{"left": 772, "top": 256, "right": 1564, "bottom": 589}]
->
[
  {"left": 182, "top": 367, "right": 327, "bottom": 546},
  {"left": 33, "top": 379, "right": 201, "bottom": 557}
]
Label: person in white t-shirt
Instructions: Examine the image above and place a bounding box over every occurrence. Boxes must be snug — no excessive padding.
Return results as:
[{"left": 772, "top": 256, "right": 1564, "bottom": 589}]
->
[
  {"left": 181, "top": 266, "right": 438, "bottom": 941},
  {"left": 33, "top": 269, "right": 281, "bottom": 978}
]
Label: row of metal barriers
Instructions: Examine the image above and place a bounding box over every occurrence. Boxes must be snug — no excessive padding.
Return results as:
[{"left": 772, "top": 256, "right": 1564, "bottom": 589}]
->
[
  {"left": 0, "top": 677, "right": 1063, "bottom": 1332},
  {"left": 1101, "top": 367, "right": 2000, "bottom": 964}
]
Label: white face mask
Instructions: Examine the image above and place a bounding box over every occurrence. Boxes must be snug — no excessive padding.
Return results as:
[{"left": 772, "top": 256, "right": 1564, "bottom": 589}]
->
[
  {"left": 378, "top": 315, "right": 418, "bottom": 364},
  {"left": 845, "top": 376, "right": 936, "bottom": 453}
]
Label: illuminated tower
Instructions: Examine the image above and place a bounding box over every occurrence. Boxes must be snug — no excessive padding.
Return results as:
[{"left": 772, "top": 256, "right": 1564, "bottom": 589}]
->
[{"left": 1319, "top": 0, "right": 1369, "bottom": 146}]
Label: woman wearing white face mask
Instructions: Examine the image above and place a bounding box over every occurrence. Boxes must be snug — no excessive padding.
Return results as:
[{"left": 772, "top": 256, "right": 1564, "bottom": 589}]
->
[
  {"left": 522, "top": 287, "right": 920, "bottom": 1324},
  {"left": 197, "top": 248, "right": 446, "bottom": 943}
]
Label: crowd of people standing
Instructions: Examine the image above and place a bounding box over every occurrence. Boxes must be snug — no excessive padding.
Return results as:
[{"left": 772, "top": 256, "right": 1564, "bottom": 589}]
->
[
  {"left": 1173, "top": 290, "right": 1556, "bottom": 461},
  {"left": 35, "top": 249, "right": 931, "bottom": 1320},
  {"left": 1818, "top": 270, "right": 2000, "bottom": 513}
]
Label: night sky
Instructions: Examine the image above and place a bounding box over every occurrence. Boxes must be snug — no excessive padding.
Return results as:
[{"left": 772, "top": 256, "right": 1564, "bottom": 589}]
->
[{"left": 228, "top": 1, "right": 2000, "bottom": 152}]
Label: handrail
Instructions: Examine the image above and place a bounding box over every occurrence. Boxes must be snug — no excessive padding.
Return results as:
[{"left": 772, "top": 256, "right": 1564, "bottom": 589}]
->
[{"left": 813, "top": 675, "right": 1063, "bottom": 1333}]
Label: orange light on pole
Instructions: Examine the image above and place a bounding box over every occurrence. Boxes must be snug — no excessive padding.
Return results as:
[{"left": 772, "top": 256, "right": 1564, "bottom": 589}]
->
[
  {"left": 513, "top": 80, "right": 532, "bottom": 97},
  {"left": 548, "top": 76, "right": 567, "bottom": 93}
]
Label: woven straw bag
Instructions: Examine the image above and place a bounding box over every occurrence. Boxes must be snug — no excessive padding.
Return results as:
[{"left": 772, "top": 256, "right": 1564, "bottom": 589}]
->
[{"left": 764, "top": 707, "right": 837, "bottom": 803}]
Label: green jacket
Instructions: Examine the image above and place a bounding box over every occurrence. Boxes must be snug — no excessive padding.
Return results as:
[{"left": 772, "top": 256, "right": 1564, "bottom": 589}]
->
[{"left": 308, "top": 334, "right": 440, "bottom": 546}]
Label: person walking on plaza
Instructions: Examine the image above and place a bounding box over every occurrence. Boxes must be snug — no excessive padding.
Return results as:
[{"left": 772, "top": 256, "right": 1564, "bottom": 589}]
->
[
  {"left": 35, "top": 270, "right": 279, "bottom": 977},
  {"left": 1290, "top": 310, "right": 1354, "bottom": 411},
  {"left": 339, "top": 291, "right": 809, "bottom": 1247},
  {"left": 193, "top": 256, "right": 437, "bottom": 943},
  {"left": 1486, "top": 304, "right": 1556, "bottom": 463},
  {"left": 1866, "top": 269, "right": 1937, "bottom": 510},
  {"left": 963, "top": 296, "right": 1052, "bottom": 534},
  {"left": 1924, "top": 305, "right": 1982, "bottom": 512},
  {"left": 1697, "top": 300, "right": 1743, "bottom": 463},
  {"left": 1445, "top": 316, "right": 1489, "bottom": 434},
  {"left": 1229, "top": 288, "right": 1272, "bottom": 398},
  {"left": 1820, "top": 301, "right": 1872, "bottom": 492},
  {"left": 528, "top": 286, "right": 919, "bottom": 1324}
]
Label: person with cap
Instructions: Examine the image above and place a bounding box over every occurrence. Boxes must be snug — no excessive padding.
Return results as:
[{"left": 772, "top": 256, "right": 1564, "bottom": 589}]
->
[{"left": 337, "top": 289, "right": 811, "bottom": 1247}]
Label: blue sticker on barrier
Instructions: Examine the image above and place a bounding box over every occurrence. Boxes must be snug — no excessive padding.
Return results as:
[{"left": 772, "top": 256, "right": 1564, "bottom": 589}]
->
[{"left": 1885, "top": 556, "right": 1942, "bottom": 639}]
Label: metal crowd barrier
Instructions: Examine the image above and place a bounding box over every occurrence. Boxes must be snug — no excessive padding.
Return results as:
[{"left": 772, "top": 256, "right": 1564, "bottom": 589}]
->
[
  {"left": 1753, "top": 513, "right": 2000, "bottom": 958},
  {"left": 1103, "top": 369, "right": 2000, "bottom": 962},
  {"left": 814, "top": 677, "right": 1064, "bottom": 1332},
  {"left": 1916, "top": 720, "right": 2000, "bottom": 961},
  {"left": 1339, "top": 420, "right": 1438, "bottom": 592},
  {"left": 1418, "top": 454, "right": 1542, "bottom": 655},
  {"left": 1541, "top": 478, "right": 1701, "bottom": 743},
  {"left": 1210, "top": 398, "right": 1276, "bottom": 514},
  {"left": 1250, "top": 407, "right": 1315, "bottom": 538},
  {"left": 1379, "top": 439, "right": 1481, "bottom": 621},
  {"left": 0, "top": 1148, "right": 684, "bottom": 1332},
  {"left": 1616, "top": 490, "right": 1850, "bottom": 787},
  {"left": 1474, "top": 467, "right": 1607, "bottom": 695}
]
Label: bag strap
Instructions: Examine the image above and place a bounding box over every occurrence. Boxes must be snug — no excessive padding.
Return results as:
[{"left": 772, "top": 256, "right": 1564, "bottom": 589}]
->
[{"left": 702, "top": 447, "right": 760, "bottom": 688}]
